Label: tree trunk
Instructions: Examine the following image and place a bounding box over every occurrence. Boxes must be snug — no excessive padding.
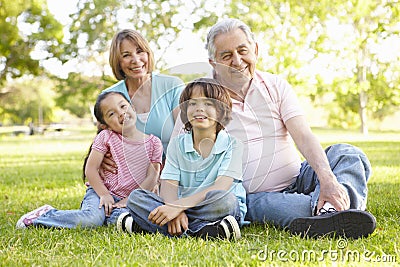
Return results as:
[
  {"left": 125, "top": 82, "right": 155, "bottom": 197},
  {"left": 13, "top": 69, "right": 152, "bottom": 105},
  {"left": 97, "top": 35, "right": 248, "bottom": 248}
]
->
[
  {"left": 358, "top": 47, "right": 369, "bottom": 136},
  {"left": 359, "top": 90, "right": 368, "bottom": 135}
]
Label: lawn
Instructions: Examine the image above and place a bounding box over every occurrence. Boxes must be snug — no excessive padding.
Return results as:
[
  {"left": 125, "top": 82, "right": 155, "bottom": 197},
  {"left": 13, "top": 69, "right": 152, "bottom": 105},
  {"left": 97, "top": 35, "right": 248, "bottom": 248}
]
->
[{"left": 0, "top": 127, "right": 399, "bottom": 266}]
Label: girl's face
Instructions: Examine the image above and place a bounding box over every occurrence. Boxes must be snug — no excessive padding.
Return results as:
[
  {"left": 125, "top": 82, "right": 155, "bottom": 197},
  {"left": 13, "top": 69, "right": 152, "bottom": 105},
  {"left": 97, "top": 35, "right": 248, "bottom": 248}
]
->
[
  {"left": 101, "top": 94, "right": 136, "bottom": 133},
  {"left": 119, "top": 39, "right": 149, "bottom": 80},
  {"left": 187, "top": 86, "right": 218, "bottom": 132}
]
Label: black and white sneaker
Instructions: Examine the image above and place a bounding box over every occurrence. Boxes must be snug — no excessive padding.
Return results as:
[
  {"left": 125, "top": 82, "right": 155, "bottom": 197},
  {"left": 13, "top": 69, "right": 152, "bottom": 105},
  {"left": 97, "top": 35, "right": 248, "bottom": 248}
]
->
[
  {"left": 194, "top": 215, "right": 241, "bottom": 240},
  {"left": 116, "top": 212, "right": 142, "bottom": 234},
  {"left": 288, "top": 209, "right": 376, "bottom": 239}
]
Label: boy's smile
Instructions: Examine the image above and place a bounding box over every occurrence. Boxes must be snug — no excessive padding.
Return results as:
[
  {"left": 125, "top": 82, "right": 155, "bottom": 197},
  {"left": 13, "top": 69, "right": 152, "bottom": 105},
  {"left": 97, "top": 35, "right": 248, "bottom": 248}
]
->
[{"left": 187, "top": 86, "right": 218, "bottom": 131}]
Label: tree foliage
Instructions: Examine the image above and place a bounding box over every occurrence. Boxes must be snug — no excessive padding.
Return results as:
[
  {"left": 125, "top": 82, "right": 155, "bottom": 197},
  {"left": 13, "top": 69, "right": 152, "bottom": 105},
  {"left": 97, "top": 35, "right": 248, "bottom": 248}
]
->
[
  {"left": 328, "top": 0, "right": 400, "bottom": 133},
  {"left": 53, "top": 72, "right": 115, "bottom": 118},
  {"left": 0, "top": 0, "right": 64, "bottom": 87},
  {"left": 51, "top": 0, "right": 204, "bottom": 117},
  {"left": 62, "top": 0, "right": 198, "bottom": 70},
  {"left": 1, "top": 0, "right": 399, "bottom": 132},
  {"left": 0, "top": 77, "right": 56, "bottom": 124},
  {"left": 193, "top": 0, "right": 400, "bottom": 133}
]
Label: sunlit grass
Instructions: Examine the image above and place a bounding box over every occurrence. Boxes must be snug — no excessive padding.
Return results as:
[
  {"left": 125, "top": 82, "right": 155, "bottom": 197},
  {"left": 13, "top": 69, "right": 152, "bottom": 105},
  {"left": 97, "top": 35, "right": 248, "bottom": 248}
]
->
[{"left": 0, "top": 128, "right": 399, "bottom": 266}]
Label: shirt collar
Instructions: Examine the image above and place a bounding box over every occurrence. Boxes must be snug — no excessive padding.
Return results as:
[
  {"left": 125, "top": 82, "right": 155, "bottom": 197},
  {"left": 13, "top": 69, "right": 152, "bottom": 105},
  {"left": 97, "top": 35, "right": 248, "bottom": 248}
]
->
[
  {"left": 230, "top": 73, "right": 265, "bottom": 105},
  {"left": 183, "top": 130, "right": 231, "bottom": 155}
]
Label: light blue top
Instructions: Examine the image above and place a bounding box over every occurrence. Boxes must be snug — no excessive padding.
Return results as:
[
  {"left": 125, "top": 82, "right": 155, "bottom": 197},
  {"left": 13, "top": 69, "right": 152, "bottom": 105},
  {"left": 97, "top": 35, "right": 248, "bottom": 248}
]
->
[
  {"left": 161, "top": 130, "right": 247, "bottom": 223},
  {"left": 102, "top": 72, "right": 184, "bottom": 152}
]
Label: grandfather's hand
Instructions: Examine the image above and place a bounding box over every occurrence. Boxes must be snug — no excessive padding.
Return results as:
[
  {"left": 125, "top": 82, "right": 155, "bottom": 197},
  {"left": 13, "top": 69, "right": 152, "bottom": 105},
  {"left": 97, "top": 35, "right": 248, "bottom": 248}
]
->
[{"left": 318, "top": 178, "right": 350, "bottom": 212}]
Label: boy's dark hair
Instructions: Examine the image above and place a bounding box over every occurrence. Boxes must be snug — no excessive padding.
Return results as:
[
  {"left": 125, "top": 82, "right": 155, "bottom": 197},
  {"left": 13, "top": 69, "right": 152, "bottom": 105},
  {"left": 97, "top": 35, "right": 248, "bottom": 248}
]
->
[
  {"left": 179, "top": 78, "right": 232, "bottom": 134},
  {"left": 82, "top": 91, "right": 128, "bottom": 181}
]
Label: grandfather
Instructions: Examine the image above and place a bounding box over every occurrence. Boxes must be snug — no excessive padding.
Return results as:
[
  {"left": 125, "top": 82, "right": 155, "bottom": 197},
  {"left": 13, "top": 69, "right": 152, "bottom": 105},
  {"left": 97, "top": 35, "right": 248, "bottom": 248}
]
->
[{"left": 204, "top": 18, "right": 376, "bottom": 238}]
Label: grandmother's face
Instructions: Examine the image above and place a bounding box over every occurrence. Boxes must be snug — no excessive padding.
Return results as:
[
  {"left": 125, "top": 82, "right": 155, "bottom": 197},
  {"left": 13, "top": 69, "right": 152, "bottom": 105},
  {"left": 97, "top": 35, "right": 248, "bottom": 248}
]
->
[{"left": 119, "top": 39, "right": 149, "bottom": 80}]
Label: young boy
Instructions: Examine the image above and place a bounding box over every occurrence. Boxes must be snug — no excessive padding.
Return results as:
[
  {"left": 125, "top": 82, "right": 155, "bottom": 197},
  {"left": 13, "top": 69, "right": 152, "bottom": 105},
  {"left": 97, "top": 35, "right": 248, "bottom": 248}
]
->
[{"left": 117, "top": 78, "right": 246, "bottom": 240}]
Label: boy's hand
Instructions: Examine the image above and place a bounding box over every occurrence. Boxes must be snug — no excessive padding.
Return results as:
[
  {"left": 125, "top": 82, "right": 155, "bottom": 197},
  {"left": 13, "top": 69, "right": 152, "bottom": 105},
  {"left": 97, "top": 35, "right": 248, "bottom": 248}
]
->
[
  {"left": 168, "top": 212, "right": 188, "bottom": 236},
  {"left": 148, "top": 204, "right": 184, "bottom": 226}
]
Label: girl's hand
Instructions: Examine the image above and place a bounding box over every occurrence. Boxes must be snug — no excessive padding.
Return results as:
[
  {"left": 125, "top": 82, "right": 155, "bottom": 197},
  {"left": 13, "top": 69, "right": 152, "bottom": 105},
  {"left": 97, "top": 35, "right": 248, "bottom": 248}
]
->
[
  {"left": 151, "top": 182, "right": 160, "bottom": 195},
  {"left": 99, "top": 194, "right": 115, "bottom": 217},
  {"left": 148, "top": 204, "right": 184, "bottom": 226},
  {"left": 100, "top": 152, "right": 118, "bottom": 176},
  {"left": 168, "top": 212, "right": 188, "bottom": 236}
]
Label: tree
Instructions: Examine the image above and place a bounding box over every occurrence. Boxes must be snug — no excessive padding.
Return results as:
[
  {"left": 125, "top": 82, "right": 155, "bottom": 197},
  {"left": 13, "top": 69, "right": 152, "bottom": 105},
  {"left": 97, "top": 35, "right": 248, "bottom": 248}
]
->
[
  {"left": 193, "top": 0, "right": 400, "bottom": 133},
  {"left": 193, "top": 0, "right": 334, "bottom": 91},
  {"left": 52, "top": 0, "right": 206, "bottom": 116},
  {"left": 326, "top": 0, "right": 400, "bottom": 134},
  {"left": 0, "top": 77, "right": 56, "bottom": 125},
  {"left": 53, "top": 72, "right": 115, "bottom": 118},
  {"left": 61, "top": 0, "right": 209, "bottom": 70},
  {"left": 0, "top": 0, "right": 64, "bottom": 88}
]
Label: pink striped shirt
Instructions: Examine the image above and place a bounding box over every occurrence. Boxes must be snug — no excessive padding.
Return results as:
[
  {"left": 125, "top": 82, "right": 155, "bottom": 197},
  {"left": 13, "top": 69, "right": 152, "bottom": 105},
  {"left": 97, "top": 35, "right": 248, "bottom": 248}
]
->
[{"left": 91, "top": 130, "right": 163, "bottom": 198}]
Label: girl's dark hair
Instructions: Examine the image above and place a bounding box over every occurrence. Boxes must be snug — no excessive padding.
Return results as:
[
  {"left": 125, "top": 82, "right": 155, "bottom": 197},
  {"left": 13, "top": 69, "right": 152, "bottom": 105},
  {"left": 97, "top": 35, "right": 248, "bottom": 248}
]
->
[
  {"left": 93, "top": 91, "right": 116, "bottom": 125},
  {"left": 82, "top": 91, "right": 128, "bottom": 181},
  {"left": 179, "top": 78, "right": 232, "bottom": 134}
]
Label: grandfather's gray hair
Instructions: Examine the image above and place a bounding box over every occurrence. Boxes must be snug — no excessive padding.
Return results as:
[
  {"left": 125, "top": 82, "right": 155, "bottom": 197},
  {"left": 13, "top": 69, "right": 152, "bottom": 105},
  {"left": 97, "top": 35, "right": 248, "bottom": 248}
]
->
[{"left": 206, "top": 18, "right": 256, "bottom": 61}]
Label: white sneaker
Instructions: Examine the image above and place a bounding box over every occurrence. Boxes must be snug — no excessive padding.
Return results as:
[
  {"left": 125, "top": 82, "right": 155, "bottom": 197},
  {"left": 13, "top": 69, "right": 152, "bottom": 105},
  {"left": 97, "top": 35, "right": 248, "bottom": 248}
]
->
[{"left": 16, "top": 204, "right": 54, "bottom": 229}]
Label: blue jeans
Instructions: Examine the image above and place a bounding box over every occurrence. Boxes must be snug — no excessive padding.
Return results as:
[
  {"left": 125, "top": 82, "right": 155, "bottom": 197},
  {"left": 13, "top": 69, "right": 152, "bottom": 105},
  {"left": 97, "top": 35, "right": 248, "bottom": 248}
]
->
[
  {"left": 33, "top": 187, "right": 129, "bottom": 228},
  {"left": 245, "top": 143, "right": 371, "bottom": 228},
  {"left": 126, "top": 189, "right": 241, "bottom": 237}
]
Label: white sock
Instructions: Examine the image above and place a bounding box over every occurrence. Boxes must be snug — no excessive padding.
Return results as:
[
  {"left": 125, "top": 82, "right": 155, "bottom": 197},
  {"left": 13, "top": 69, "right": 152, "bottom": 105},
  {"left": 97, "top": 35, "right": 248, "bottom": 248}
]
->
[
  {"left": 323, "top": 202, "right": 335, "bottom": 210},
  {"left": 318, "top": 202, "right": 336, "bottom": 215}
]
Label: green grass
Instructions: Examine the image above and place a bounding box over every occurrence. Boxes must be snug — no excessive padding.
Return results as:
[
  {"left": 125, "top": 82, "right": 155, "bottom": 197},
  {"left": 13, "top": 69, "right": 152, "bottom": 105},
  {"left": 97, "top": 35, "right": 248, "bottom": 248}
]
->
[{"left": 1, "top": 128, "right": 399, "bottom": 266}]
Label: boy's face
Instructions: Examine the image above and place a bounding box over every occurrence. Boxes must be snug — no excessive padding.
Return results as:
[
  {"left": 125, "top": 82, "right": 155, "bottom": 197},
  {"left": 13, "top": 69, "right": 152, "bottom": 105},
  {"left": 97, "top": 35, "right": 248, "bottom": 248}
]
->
[
  {"left": 187, "top": 86, "right": 218, "bottom": 132},
  {"left": 101, "top": 94, "right": 136, "bottom": 133}
]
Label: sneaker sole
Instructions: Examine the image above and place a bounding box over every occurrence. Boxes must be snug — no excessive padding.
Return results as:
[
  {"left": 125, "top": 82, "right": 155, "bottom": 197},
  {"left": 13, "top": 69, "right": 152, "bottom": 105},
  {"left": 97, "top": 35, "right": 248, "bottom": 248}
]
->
[
  {"left": 288, "top": 209, "right": 376, "bottom": 239},
  {"left": 221, "top": 215, "right": 241, "bottom": 240}
]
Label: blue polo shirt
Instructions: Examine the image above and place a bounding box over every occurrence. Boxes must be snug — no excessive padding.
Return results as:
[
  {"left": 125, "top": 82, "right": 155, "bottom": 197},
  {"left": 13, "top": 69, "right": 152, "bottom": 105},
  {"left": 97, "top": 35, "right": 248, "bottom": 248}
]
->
[{"left": 161, "top": 130, "right": 247, "bottom": 223}]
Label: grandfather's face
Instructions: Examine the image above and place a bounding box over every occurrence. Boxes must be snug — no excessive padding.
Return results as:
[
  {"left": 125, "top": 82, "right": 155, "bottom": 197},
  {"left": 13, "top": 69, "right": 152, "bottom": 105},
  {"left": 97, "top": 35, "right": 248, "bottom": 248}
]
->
[{"left": 210, "top": 28, "right": 258, "bottom": 88}]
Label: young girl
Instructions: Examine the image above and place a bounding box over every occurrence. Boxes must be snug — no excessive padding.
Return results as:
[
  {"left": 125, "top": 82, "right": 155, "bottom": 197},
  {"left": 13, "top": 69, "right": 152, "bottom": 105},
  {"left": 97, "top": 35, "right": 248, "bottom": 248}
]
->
[
  {"left": 16, "top": 91, "right": 163, "bottom": 229},
  {"left": 117, "top": 78, "right": 247, "bottom": 240}
]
